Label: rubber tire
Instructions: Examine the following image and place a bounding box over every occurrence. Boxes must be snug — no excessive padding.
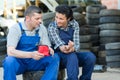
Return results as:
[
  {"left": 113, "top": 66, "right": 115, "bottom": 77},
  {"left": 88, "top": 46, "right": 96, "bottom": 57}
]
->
[
  {"left": 105, "top": 42, "right": 120, "bottom": 50},
  {"left": 100, "top": 9, "right": 120, "bottom": 16},
  {"left": 100, "top": 30, "right": 120, "bottom": 37},
  {"left": 99, "top": 23, "right": 120, "bottom": 30}
]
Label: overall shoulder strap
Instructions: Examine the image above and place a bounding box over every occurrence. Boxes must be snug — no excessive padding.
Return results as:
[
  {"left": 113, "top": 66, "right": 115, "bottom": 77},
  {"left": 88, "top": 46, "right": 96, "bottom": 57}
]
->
[
  {"left": 35, "top": 29, "right": 39, "bottom": 36},
  {"left": 18, "top": 22, "right": 25, "bottom": 35}
]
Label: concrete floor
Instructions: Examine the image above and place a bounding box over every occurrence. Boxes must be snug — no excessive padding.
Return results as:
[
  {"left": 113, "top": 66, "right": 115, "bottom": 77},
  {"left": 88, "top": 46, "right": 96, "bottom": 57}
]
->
[{"left": 0, "top": 67, "right": 120, "bottom": 80}]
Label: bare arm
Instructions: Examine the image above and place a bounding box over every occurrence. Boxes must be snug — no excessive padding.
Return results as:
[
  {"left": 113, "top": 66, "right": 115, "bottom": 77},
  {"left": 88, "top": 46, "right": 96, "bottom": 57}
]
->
[{"left": 7, "top": 46, "right": 44, "bottom": 60}]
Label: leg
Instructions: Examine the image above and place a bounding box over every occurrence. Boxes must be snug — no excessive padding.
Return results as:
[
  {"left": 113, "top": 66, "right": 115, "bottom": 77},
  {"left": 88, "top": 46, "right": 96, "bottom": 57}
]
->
[
  {"left": 26, "top": 53, "right": 60, "bottom": 80},
  {"left": 2, "top": 56, "right": 26, "bottom": 80},
  {"left": 41, "top": 53, "right": 60, "bottom": 80},
  {"left": 58, "top": 52, "right": 79, "bottom": 80},
  {"left": 77, "top": 52, "right": 96, "bottom": 80}
]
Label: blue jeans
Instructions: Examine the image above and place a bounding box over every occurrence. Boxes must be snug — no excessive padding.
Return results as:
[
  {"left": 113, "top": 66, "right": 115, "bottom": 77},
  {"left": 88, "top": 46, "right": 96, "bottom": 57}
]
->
[
  {"left": 3, "top": 54, "right": 60, "bottom": 80},
  {"left": 77, "top": 52, "right": 96, "bottom": 80},
  {"left": 57, "top": 51, "right": 96, "bottom": 80}
]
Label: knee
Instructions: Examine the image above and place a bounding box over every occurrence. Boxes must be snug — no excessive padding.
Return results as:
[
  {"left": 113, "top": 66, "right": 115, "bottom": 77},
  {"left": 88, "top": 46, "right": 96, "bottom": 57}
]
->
[
  {"left": 3, "top": 56, "right": 17, "bottom": 68},
  {"left": 68, "top": 53, "right": 78, "bottom": 61},
  {"left": 53, "top": 53, "right": 60, "bottom": 62},
  {"left": 86, "top": 52, "right": 96, "bottom": 64}
]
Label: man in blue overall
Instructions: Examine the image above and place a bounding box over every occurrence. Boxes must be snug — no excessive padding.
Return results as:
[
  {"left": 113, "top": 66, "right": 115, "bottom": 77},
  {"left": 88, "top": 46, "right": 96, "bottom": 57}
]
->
[
  {"left": 48, "top": 4, "right": 96, "bottom": 80},
  {"left": 2, "top": 6, "right": 59, "bottom": 80}
]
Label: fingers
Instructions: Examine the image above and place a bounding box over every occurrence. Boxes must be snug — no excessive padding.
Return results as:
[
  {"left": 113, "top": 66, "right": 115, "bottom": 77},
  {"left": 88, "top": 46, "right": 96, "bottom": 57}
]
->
[
  {"left": 65, "top": 45, "right": 70, "bottom": 50},
  {"left": 32, "top": 51, "right": 44, "bottom": 60},
  {"left": 48, "top": 47, "right": 54, "bottom": 56}
]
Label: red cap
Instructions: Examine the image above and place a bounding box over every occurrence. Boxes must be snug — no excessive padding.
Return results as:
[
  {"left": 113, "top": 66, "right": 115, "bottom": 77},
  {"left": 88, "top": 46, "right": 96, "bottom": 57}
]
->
[{"left": 38, "top": 45, "right": 50, "bottom": 56}]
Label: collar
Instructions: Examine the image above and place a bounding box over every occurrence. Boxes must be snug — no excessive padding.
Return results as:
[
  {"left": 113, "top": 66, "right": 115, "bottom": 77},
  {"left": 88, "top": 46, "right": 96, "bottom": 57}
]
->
[{"left": 56, "top": 20, "right": 75, "bottom": 31}]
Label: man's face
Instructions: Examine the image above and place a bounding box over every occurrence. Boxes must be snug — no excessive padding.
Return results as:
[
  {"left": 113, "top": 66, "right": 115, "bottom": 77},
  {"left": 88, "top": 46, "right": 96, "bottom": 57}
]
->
[
  {"left": 28, "top": 13, "right": 42, "bottom": 28},
  {"left": 55, "top": 12, "right": 69, "bottom": 28}
]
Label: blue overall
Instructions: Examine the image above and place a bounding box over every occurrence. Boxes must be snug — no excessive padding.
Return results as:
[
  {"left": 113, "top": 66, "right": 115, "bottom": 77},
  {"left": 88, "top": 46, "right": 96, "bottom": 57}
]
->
[
  {"left": 3, "top": 23, "right": 60, "bottom": 80},
  {"left": 56, "top": 27, "right": 96, "bottom": 80},
  {"left": 56, "top": 27, "right": 79, "bottom": 80}
]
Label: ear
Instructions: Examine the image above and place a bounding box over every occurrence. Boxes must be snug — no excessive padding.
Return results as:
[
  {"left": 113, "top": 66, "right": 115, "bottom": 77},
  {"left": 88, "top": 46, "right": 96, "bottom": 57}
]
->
[{"left": 25, "top": 16, "right": 30, "bottom": 21}]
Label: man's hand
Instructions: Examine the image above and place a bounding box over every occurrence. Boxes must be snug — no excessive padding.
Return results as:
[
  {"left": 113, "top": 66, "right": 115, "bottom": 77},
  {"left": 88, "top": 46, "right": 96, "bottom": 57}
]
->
[
  {"left": 68, "top": 40, "right": 74, "bottom": 48},
  {"left": 64, "top": 40, "right": 75, "bottom": 53},
  {"left": 59, "top": 44, "right": 75, "bottom": 54},
  {"left": 59, "top": 45, "right": 68, "bottom": 53},
  {"left": 32, "top": 51, "right": 44, "bottom": 60},
  {"left": 49, "top": 47, "right": 54, "bottom": 56}
]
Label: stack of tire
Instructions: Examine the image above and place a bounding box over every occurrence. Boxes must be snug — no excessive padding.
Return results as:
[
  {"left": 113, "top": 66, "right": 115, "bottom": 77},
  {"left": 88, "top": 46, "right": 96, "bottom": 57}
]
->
[
  {"left": 79, "top": 25, "right": 99, "bottom": 52},
  {"left": 42, "top": 12, "right": 55, "bottom": 28},
  {"left": 86, "top": 5, "right": 101, "bottom": 26},
  {"left": 73, "top": 12, "right": 86, "bottom": 26},
  {"left": 0, "top": 26, "right": 7, "bottom": 67},
  {"left": 86, "top": 5, "right": 106, "bottom": 67},
  {"left": 99, "top": 9, "right": 120, "bottom": 68}
]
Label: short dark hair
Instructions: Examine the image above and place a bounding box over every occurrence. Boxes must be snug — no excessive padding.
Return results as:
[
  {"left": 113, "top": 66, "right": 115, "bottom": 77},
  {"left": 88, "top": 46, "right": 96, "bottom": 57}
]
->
[
  {"left": 24, "top": 5, "right": 42, "bottom": 17},
  {"left": 55, "top": 4, "right": 73, "bottom": 21}
]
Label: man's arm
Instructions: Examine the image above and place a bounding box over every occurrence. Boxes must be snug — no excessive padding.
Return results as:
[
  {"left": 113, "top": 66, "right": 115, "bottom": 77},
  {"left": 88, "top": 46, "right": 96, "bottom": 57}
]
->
[
  {"left": 40, "top": 24, "right": 51, "bottom": 46},
  {"left": 73, "top": 20, "right": 80, "bottom": 52},
  {"left": 7, "top": 46, "right": 44, "bottom": 60},
  {"left": 48, "top": 23, "right": 74, "bottom": 53},
  {"left": 48, "top": 24, "right": 65, "bottom": 49},
  {"left": 7, "top": 46, "right": 32, "bottom": 58},
  {"left": 7, "top": 23, "right": 44, "bottom": 60},
  {"left": 39, "top": 25, "right": 54, "bottom": 55}
]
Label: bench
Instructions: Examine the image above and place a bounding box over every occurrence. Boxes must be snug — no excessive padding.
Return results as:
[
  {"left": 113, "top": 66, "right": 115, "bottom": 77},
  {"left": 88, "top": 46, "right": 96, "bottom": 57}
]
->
[{"left": 23, "top": 69, "right": 65, "bottom": 80}]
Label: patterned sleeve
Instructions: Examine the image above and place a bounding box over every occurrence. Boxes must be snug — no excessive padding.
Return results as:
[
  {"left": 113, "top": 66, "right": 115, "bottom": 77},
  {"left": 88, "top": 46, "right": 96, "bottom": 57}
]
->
[
  {"left": 48, "top": 23, "right": 65, "bottom": 49},
  {"left": 73, "top": 20, "right": 80, "bottom": 52}
]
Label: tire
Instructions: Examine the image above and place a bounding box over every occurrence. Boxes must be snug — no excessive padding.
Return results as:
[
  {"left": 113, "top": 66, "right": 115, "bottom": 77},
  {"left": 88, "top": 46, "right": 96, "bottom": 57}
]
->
[
  {"left": 98, "top": 50, "right": 106, "bottom": 57},
  {"left": 23, "top": 71, "right": 44, "bottom": 80},
  {"left": 97, "top": 57, "right": 106, "bottom": 65},
  {"left": 80, "top": 35, "right": 91, "bottom": 42},
  {"left": 91, "top": 40, "right": 99, "bottom": 46},
  {"left": 100, "top": 30, "right": 120, "bottom": 37},
  {"left": 0, "top": 45, "right": 7, "bottom": 54},
  {"left": 80, "top": 42, "right": 92, "bottom": 49},
  {"left": 0, "top": 37, "right": 7, "bottom": 46},
  {"left": 86, "top": 13, "right": 100, "bottom": 19},
  {"left": 0, "top": 54, "right": 7, "bottom": 67},
  {"left": 70, "top": 5, "right": 83, "bottom": 13},
  {"left": 42, "top": 12, "right": 55, "bottom": 27},
  {"left": 107, "top": 62, "right": 120, "bottom": 68},
  {"left": 80, "top": 27, "right": 99, "bottom": 35},
  {"left": 91, "top": 46, "right": 99, "bottom": 54},
  {"left": 0, "top": 27, "right": 8, "bottom": 36},
  {"left": 100, "top": 37, "right": 120, "bottom": 44},
  {"left": 23, "top": 69, "right": 65, "bottom": 80},
  {"left": 106, "top": 49, "right": 120, "bottom": 56},
  {"left": 99, "top": 23, "right": 120, "bottom": 30},
  {"left": 100, "top": 9, "right": 120, "bottom": 16},
  {"left": 91, "top": 34, "right": 99, "bottom": 41},
  {"left": 86, "top": 18, "right": 99, "bottom": 25},
  {"left": 105, "top": 42, "right": 120, "bottom": 50},
  {"left": 100, "top": 16, "right": 120, "bottom": 24},
  {"left": 99, "top": 44, "right": 105, "bottom": 51},
  {"left": 86, "top": 5, "right": 101, "bottom": 13},
  {"left": 73, "top": 12, "right": 86, "bottom": 26},
  {"left": 106, "top": 55, "right": 120, "bottom": 62}
]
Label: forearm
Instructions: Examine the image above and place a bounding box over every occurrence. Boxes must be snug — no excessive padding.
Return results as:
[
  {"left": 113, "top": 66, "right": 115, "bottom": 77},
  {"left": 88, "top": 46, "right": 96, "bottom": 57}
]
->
[
  {"left": 48, "top": 26, "right": 65, "bottom": 49},
  {"left": 7, "top": 47, "right": 33, "bottom": 58}
]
